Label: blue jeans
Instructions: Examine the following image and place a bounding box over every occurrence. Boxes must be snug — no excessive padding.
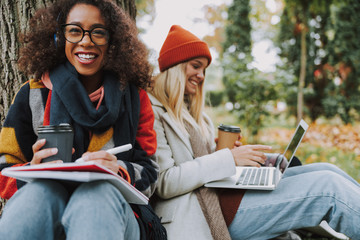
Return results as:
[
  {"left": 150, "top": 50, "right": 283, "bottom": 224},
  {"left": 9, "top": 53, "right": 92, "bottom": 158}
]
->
[
  {"left": 228, "top": 163, "right": 360, "bottom": 240},
  {"left": 0, "top": 180, "right": 139, "bottom": 240}
]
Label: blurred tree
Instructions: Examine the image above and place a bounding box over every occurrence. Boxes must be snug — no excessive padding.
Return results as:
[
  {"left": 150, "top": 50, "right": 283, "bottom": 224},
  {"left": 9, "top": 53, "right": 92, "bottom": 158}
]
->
[
  {"left": 277, "top": 0, "right": 360, "bottom": 123},
  {"left": 206, "top": 91, "right": 224, "bottom": 107},
  {"left": 135, "top": 0, "right": 155, "bottom": 33},
  {"left": 278, "top": 0, "right": 313, "bottom": 124},
  {"left": 222, "top": 0, "right": 252, "bottom": 104},
  {"left": 221, "top": 0, "right": 280, "bottom": 140},
  {"left": 225, "top": 68, "right": 280, "bottom": 141},
  {"left": 324, "top": 0, "right": 360, "bottom": 123},
  {"left": 0, "top": 0, "right": 136, "bottom": 125},
  {"left": 202, "top": 3, "right": 228, "bottom": 54},
  {"left": 135, "top": 0, "right": 155, "bottom": 19}
]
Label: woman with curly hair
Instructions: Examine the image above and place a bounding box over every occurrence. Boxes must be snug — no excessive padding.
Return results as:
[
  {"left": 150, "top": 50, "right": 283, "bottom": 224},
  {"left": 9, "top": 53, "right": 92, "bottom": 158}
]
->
[{"left": 0, "top": 0, "right": 160, "bottom": 239}]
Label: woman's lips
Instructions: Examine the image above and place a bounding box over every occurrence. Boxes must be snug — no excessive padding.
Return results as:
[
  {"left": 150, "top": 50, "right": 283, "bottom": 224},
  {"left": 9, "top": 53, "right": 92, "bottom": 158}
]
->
[{"left": 75, "top": 53, "right": 98, "bottom": 65}]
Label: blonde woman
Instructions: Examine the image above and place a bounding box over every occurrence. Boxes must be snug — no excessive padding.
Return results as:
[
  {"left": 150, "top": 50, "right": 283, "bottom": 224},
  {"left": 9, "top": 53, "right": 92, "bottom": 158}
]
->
[{"left": 148, "top": 25, "right": 360, "bottom": 240}]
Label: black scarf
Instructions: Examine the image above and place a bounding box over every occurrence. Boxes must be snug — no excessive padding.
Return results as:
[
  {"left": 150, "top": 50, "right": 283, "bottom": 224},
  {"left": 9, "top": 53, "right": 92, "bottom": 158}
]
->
[{"left": 49, "top": 62, "right": 140, "bottom": 160}]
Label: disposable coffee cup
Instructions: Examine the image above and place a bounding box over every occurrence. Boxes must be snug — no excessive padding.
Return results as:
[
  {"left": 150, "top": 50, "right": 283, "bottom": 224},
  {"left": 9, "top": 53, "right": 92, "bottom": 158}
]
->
[
  {"left": 37, "top": 123, "right": 74, "bottom": 163},
  {"left": 216, "top": 124, "right": 241, "bottom": 150}
]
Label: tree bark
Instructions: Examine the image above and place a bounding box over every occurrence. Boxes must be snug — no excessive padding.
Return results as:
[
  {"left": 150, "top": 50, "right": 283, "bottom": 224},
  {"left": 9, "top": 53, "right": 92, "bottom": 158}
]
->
[{"left": 0, "top": 0, "right": 136, "bottom": 124}]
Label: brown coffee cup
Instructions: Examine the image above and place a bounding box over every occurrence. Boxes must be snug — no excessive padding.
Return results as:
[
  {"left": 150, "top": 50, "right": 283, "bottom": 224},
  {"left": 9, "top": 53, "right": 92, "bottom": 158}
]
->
[{"left": 216, "top": 124, "right": 241, "bottom": 150}]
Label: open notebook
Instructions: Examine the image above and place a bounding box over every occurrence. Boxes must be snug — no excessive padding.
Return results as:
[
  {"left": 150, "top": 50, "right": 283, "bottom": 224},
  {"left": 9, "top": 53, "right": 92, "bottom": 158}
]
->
[
  {"left": 1, "top": 162, "right": 148, "bottom": 205},
  {"left": 205, "top": 119, "right": 309, "bottom": 190}
]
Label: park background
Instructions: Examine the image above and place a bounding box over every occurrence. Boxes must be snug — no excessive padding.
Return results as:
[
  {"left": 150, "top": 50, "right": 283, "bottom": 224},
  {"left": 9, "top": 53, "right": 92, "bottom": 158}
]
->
[
  {"left": 0, "top": 0, "right": 359, "bottom": 184},
  {"left": 136, "top": 0, "right": 360, "bottom": 183},
  {"left": 0, "top": 0, "right": 359, "bottom": 238}
]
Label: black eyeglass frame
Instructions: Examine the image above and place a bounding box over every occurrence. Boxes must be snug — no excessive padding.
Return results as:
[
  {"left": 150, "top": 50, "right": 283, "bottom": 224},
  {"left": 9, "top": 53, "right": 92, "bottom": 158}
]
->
[{"left": 61, "top": 23, "right": 110, "bottom": 46}]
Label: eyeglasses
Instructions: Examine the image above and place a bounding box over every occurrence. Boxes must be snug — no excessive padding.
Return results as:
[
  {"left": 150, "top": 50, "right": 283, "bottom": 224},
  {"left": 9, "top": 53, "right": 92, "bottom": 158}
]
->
[{"left": 62, "top": 24, "right": 109, "bottom": 46}]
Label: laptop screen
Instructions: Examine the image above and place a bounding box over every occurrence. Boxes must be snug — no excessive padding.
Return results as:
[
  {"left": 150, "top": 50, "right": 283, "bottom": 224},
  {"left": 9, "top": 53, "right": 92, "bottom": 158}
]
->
[{"left": 279, "top": 119, "right": 308, "bottom": 172}]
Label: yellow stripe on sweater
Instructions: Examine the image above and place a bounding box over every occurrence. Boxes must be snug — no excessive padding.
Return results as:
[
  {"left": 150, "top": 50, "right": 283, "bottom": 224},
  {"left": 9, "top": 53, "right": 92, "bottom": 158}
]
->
[
  {"left": 29, "top": 79, "right": 45, "bottom": 89},
  {"left": 87, "top": 127, "right": 114, "bottom": 152},
  {"left": 0, "top": 127, "right": 26, "bottom": 164}
]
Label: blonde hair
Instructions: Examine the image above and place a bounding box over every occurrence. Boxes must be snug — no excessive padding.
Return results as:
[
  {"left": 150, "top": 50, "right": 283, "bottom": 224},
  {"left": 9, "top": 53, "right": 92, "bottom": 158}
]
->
[{"left": 150, "top": 62, "right": 211, "bottom": 140}]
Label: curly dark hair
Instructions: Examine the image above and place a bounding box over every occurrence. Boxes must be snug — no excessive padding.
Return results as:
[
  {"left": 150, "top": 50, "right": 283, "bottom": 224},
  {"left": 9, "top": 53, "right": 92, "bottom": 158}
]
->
[{"left": 18, "top": 0, "right": 152, "bottom": 89}]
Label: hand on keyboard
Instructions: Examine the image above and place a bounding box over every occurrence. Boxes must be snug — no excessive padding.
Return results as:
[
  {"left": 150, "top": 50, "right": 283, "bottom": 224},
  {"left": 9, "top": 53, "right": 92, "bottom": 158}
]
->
[{"left": 231, "top": 145, "right": 272, "bottom": 167}]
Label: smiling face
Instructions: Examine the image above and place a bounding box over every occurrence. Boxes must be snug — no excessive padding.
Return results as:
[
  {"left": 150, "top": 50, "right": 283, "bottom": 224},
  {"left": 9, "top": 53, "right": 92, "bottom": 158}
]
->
[
  {"left": 184, "top": 57, "right": 209, "bottom": 95},
  {"left": 64, "top": 4, "right": 108, "bottom": 79}
]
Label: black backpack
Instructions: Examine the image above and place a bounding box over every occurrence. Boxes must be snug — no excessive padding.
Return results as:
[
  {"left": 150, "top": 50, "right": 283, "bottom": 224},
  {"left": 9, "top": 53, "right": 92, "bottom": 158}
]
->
[{"left": 131, "top": 203, "right": 167, "bottom": 240}]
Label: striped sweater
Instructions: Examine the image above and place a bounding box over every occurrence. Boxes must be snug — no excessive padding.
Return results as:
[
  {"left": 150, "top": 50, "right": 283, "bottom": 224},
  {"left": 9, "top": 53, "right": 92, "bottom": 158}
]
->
[{"left": 0, "top": 79, "right": 158, "bottom": 200}]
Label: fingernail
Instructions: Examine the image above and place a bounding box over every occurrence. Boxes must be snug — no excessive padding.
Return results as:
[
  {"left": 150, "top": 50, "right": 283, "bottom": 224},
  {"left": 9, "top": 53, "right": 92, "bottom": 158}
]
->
[{"left": 52, "top": 148, "right": 58, "bottom": 154}]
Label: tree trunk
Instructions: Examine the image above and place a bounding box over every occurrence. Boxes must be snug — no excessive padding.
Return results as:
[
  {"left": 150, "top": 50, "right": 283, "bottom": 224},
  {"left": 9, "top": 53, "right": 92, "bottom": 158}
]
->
[
  {"left": 0, "top": 0, "right": 136, "bottom": 125},
  {"left": 297, "top": 23, "right": 307, "bottom": 124}
]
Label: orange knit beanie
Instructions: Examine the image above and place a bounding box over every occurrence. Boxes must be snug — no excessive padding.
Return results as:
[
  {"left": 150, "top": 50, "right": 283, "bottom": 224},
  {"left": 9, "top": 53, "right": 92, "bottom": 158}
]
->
[{"left": 158, "top": 25, "right": 212, "bottom": 72}]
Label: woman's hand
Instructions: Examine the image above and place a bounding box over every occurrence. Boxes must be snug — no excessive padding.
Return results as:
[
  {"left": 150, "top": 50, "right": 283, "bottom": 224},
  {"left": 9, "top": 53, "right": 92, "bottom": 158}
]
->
[
  {"left": 30, "top": 139, "right": 62, "bottom": 165},
  {"left": 81, "top": 150, "right": 118, "bottom": 173},
  {"left": 230, "top": 144, "right": 272, "bottom": 167},
  {"left": 234, "top": 134, "right": 243, "bottom": 148}
]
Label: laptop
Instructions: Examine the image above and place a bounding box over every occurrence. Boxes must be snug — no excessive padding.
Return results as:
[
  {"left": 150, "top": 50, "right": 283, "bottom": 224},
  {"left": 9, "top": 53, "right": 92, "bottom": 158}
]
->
[{"left": 205, "top": 119, "right": 309, "bottom": 190}]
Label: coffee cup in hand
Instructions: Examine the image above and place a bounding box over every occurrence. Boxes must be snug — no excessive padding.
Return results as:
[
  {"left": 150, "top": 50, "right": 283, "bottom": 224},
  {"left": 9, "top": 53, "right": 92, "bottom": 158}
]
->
[
  {"left": 37, "top": 123, "right": 74, "bottom": 163},
  {"left": 216, "top": 124, "right": 241, "bottom": 150}
]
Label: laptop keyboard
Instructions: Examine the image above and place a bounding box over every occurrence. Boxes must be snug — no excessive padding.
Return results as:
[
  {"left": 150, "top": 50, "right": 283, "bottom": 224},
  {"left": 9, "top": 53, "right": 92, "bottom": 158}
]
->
[{"left": 236, "top": 168, "right": 270, "bottom": 186}]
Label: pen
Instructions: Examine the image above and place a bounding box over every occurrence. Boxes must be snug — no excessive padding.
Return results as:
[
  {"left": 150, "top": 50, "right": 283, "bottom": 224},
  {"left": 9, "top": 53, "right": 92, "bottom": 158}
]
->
[{"left": 75, "top": 144, "right": 132, "bottom": 163}]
